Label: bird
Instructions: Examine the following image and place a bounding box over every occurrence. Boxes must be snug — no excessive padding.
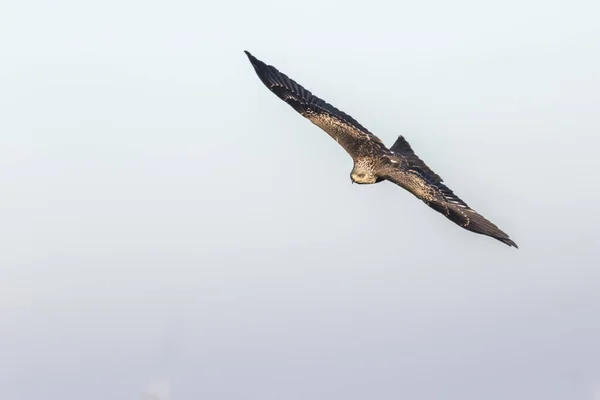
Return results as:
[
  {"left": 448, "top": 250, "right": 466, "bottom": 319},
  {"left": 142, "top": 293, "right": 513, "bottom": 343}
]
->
[{"left": 244, "top": 50, "right": 517, "bottom": 248}]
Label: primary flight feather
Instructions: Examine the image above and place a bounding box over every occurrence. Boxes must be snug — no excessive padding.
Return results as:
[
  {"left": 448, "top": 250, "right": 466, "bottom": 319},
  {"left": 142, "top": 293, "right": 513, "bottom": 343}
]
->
[{"left": 244, "top": 50, "right": 517, "bottom": 248}]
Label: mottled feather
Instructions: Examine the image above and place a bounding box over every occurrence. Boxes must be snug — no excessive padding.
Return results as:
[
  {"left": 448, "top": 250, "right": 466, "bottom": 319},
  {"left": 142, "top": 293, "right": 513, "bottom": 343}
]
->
[
  {"left": 245, "top": 50, "right": 518, "bottom": 248},
  {"left": 244, "top": 51, "right": 385, "bottom": 158},
  {"left": 381, "top": 141, "right": 517, "bottom": 248}
]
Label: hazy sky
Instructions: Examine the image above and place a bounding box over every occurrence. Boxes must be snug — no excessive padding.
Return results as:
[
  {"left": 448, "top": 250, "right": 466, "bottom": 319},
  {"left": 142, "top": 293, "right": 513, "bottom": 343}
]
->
[{"left": 1, "top": 0, "right": 599, "bottom": 399}]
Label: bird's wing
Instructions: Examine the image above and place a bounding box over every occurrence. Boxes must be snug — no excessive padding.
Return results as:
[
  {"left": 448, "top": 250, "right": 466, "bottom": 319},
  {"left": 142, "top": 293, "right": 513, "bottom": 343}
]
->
[
  {"left": 380, "top": 136, "right": 517, "bottom": 248},
  {"left": 244, "top": 51, "right": 385, "bottom": 158}
]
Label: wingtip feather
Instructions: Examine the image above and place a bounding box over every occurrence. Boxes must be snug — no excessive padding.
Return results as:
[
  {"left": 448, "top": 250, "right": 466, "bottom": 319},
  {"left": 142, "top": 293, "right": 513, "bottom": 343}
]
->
[
  {"left": 244, "top": 50, "right": 258, "bottom": 65},
  {"left": 469, "top": 211, "right": 518, "bottom": 249},
  {"left": 442, "top": 204, "right": 518, "bottom": 249},
  {"left": 498, "top": 237, "right": 519, "bottom": 248}
]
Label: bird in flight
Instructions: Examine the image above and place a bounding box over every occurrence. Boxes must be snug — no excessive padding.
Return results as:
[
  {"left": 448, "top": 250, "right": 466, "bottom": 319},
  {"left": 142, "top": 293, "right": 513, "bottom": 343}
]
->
[{"left": 244, "top": 50, "right": 517, "bottom": 248}]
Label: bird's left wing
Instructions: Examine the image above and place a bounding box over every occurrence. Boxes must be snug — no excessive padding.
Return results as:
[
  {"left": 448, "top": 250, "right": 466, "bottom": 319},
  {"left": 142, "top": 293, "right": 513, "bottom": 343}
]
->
[
  {"left": 244, "top": 50, "right": 385, "bottom": 158},
  {"left": 380, "top": 136, "right": 518, "bottom": 248}
]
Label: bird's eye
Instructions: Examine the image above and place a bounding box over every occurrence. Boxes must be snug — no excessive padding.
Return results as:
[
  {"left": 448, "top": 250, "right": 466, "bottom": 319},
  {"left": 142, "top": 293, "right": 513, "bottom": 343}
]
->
[{"left": 358, "top": 173, "right": 365, "bottom": 178}]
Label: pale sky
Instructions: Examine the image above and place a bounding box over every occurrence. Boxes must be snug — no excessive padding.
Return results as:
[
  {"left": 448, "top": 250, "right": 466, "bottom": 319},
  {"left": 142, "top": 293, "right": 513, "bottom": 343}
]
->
[{"left": 1, "top": 0, "right": 599, "bottom": 399}]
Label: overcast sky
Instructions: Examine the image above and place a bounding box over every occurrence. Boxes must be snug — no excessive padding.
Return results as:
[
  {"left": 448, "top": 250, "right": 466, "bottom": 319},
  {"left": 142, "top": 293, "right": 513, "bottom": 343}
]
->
[{"left": 1, "top": 0, "right": 599, "bottom": 399}]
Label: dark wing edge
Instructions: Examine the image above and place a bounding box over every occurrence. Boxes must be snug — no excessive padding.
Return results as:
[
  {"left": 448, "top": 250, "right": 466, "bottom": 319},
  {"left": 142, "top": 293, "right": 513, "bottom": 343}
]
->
[
  {"left": 389, "top": 135, "right": 469, "bottom": 208},
  {"left": 384, "top": 136, "right": 518, "bottom": 248},
  {"left": 429, "top": 200, "right": 518, "bottom": 248},
  {"left": 390, "top": 136, "right": 443, "bottom": 182},
  {"left": 244, "top": 50, "right": 375, "bottom": 137}
]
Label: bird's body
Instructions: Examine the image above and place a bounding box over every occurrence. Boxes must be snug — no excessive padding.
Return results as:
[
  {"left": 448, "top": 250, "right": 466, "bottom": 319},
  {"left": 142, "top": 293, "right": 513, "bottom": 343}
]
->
[{"left": 244, "top": 50, "right": 518, "bottom": 248}]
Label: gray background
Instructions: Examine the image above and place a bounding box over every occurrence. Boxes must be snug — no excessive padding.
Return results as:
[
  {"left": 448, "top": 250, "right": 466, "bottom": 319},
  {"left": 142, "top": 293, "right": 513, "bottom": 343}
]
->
[{"left": 1, "top": 0, "right": 599, "bottom": 399}]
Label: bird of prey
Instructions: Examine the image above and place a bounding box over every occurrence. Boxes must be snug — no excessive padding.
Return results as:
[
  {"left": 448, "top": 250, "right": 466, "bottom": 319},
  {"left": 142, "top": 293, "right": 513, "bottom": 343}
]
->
[{"left": 244, "top": 50, "right": 517, "bottom": 248}]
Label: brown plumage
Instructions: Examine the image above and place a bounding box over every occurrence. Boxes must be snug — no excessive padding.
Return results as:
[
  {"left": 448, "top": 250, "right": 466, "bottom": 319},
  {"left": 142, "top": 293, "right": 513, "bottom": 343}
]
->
[{"left": 244, "top": 50, "right": 517, "bottom": 248}]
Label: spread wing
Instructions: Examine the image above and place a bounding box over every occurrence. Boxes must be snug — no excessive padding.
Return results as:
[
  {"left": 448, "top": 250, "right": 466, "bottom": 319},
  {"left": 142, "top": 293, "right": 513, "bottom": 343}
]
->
[
  {"left": 380, "top": 136, "right": 518, "bottom": 248},
  {"left": 244, "top": 50, "right": 385, "bottom": 158}
]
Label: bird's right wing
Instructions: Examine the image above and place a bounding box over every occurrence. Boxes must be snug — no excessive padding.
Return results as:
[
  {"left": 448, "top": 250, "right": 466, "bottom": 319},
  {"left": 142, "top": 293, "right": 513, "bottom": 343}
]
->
[
  {"left": 380, "top": 136, "right": 518, "bottom": 248},
  {"left": 244, "top": 51, "right": 386, "bottom": 158}
]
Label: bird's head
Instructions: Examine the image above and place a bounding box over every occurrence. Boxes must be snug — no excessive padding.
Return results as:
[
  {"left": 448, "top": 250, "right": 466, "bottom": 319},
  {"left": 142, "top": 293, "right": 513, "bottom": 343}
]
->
[
  {"left": 351, "top": 162, "right": 378, "bottom": 184},
  {"left": 351, "top": 172, "right": 378, "bottom": 184}
]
